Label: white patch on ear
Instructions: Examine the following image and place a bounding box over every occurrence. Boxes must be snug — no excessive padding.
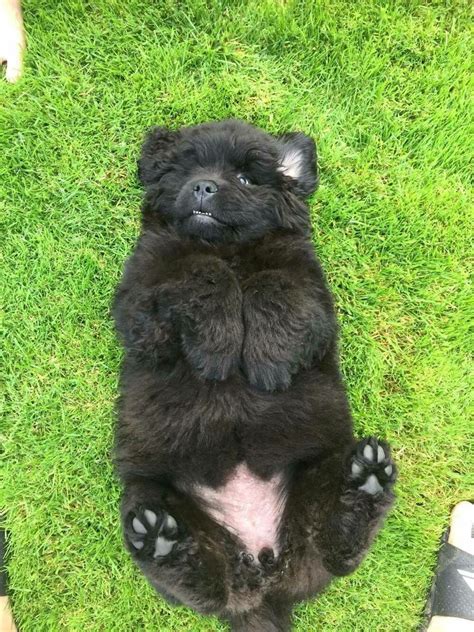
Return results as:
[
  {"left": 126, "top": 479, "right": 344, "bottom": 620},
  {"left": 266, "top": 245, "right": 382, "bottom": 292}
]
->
[{"left": 278, "top": 148, "right": 304, "bottom": 181}]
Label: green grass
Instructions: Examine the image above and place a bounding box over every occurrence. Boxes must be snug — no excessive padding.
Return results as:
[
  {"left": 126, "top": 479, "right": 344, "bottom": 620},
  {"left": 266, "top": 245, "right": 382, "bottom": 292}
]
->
[{"left": 1, "top": 1, "right": 472, "bottom": 630}]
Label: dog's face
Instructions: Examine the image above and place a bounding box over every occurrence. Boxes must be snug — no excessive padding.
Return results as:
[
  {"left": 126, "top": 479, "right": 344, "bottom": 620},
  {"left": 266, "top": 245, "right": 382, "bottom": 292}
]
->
[{"left": 138, "top": 120, "right": 318, "bottom": 242}]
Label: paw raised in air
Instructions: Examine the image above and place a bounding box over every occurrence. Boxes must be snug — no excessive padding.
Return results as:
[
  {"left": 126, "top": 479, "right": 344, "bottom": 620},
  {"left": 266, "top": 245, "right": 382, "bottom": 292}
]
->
[
  {"left": 125, "top": 507, "right": 179, "bottom": 558},
  {"left": 349, "top": 437, "right": 396, "bottom": 495}
]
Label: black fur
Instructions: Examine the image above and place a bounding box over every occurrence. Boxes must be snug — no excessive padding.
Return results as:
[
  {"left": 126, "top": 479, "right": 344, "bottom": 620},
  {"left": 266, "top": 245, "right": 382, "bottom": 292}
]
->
[{"left": 113, "top": 119, "right": 396, "bottom": 630}]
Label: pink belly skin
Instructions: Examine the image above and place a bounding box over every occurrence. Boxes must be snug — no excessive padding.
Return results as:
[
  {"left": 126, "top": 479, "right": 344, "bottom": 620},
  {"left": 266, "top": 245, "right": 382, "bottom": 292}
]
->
[{"left": 195, "top": 464, "right": 285, "bottom": 559}]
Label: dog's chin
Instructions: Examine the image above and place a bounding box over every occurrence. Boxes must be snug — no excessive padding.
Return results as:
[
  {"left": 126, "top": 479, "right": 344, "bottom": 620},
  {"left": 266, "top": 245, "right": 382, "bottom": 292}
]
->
[{"left": 178, "top": 214, "right": 232, "bottom": 241}]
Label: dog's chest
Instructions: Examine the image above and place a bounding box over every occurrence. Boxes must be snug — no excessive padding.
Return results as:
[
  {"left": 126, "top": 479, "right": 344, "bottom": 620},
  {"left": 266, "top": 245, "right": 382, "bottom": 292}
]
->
[
  {"left": 223, "top": 251, "right": 257, "bottom": 281},
  {"left": 194, "top": 464, "right": 284, "bottom": 559}
]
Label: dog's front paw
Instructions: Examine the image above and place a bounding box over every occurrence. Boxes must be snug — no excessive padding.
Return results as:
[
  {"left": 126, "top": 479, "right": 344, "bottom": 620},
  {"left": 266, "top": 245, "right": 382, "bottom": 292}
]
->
[
  {"left": 125, "top": 506, "right": 179, "bottom": 559},
  {"left": 179, "top": 268, "right": 243, "bottom": 382},
  {"left": 183, "top": 341, "right": 240, "bottom": 382},
  {"left": 242, "top": 358, "right": 293, "bottom": 392},
  {"left": 349, "top": 437, "right": 396, "bottom": 495}
]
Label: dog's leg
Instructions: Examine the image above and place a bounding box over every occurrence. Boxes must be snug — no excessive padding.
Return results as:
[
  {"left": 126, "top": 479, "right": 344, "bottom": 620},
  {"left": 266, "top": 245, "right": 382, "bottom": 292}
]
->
[
  {"left": 241, "top": 268, "right": 336, "bottom": 392},
  {"left": 121, "top": 479, "right": 229, "bottom": 612},
  {"left": 286, "top": 437, "right": 396, "bottom": 580},
  {"left": 177, "top": 257, "right": 243, "bottom": 381},
  {"left": 228, "top": 594, "right": 292, "bottom": 632},
  {"left": 319, "top": 437, "right": 396, "bottom": 576},
  {"left": 114, "top": 255, "right": 243, "bottom": 381}
]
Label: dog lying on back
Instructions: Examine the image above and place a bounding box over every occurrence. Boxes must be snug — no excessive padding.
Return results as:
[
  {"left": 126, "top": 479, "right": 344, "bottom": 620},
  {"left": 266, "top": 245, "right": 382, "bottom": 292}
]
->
[{"left": 113, "top": 120, "right": 396, "bottom": 631}]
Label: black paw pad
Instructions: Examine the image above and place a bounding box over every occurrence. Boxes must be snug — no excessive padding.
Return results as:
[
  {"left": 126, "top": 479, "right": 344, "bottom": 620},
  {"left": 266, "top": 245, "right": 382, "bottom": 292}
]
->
[
  {"left": 125, "top": 507, "right": 178, "bottom": 558},
  {"left": 350, "top": 437, "right": 396, "bottom": 495}
]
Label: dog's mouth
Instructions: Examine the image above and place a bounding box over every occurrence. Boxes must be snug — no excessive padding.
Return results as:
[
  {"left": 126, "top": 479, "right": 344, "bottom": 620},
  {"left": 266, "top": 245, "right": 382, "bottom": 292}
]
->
[{"left": 190, "top": 209, "right": 227, "bottom": 225}]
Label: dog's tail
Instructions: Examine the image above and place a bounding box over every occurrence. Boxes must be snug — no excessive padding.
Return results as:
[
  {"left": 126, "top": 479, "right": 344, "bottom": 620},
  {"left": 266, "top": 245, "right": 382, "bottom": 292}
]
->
[{"left": 228, "top": 596, "right": 292, "bottom": 632}]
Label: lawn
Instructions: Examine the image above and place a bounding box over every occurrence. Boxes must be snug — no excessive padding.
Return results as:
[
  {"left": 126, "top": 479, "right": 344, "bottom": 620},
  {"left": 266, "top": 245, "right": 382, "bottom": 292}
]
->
[{"left": 1, "top": 1, "right": 472, "bottom": 630}]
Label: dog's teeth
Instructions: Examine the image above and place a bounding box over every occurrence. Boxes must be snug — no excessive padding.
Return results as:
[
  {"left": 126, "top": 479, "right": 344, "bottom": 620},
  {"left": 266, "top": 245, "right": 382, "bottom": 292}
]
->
[{"left": 192, "top": 210, "right": 213, "bottom": 218}]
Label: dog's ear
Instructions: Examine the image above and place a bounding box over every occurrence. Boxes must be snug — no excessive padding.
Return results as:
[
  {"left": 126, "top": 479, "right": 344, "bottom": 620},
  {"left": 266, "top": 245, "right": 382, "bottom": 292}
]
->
[
  {"left": 277, "top": 132, "right": 319, "bottom": 198},
  {"left": 138, "top": 126, "right": 181, "bottom": 186}
]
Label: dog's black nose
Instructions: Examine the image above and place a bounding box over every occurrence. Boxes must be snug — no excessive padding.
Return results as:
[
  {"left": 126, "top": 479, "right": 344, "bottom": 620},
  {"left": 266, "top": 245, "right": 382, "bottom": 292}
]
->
[{"left": 192, "top": 180, "right": 218, "bottom": 200}]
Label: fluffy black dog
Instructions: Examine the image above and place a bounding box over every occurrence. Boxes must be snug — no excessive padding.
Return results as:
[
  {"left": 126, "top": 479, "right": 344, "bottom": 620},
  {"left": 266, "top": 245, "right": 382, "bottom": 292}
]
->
[{"left": 113, "top": 120, "right": 396, "bottom": 631}]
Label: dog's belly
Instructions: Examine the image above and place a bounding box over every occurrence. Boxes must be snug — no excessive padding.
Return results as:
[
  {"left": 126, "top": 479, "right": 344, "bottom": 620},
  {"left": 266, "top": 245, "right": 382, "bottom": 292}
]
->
[{"left": 194, "top": 464, "right": 285, "bottom": 559}]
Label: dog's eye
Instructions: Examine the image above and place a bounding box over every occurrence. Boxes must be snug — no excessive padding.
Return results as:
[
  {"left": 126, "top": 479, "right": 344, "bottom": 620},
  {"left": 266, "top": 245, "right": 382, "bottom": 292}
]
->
[{"left": 237, "top": 174, "right": 251, "bottom": 185}]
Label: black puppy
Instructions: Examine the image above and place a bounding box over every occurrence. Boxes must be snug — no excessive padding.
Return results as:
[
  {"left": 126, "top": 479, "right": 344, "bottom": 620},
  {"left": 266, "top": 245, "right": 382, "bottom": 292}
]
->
[{"left": 113, "top": 120, "right": 396, "bottom": 631}]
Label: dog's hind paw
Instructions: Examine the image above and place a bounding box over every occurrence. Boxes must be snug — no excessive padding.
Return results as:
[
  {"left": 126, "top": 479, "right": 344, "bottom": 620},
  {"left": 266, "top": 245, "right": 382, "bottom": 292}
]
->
[
  {"left": 125, "top": 506, "right": 179, "bottom": 558},
  {"left": 349, "top": 437, "right": 396, "bottom": 495}
]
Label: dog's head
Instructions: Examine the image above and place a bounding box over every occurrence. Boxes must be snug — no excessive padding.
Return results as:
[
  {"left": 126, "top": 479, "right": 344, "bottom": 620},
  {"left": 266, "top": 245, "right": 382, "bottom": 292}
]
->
[{"left": 138, "top": 120, "right": 318, "bottom": 242}]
